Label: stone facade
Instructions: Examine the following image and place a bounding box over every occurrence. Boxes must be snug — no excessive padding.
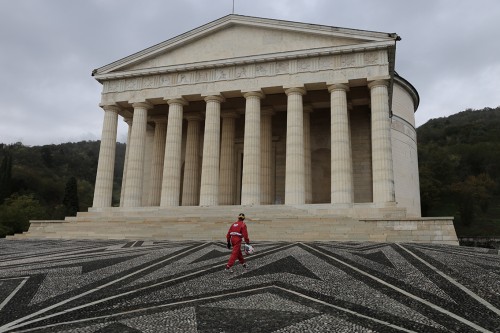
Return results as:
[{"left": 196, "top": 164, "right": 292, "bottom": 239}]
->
[
  {"left": 92, "top": 15, "right": 418, "bottom": 212},
  {"left": 21, "top": 15, "right": 457, "bottom": 244}
]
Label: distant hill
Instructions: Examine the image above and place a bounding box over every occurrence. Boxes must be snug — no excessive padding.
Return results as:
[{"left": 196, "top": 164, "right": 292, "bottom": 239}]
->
[
  {"left": 417, "top": 106, "right": 500, "bottom": 237},
  {"left": 0, "top": 141, "right": 125, "bottom": 237}
]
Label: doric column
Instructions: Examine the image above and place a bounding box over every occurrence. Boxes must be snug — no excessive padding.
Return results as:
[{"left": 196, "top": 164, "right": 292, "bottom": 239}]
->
[
  {"left": 369, "top": 79, "right": 395, "bottom": 203},
  {"left": 241, "top": 91, "right": 264, "bottom": 205},
  {"left": 328, "top": 84, "right": 354, "bottom": 204},
  {"left": 119, "top": 118, "right": 132, "bottom": 206},
  {"left": 93, "top": 104, "right": 119, "bottom": 208},
  {"left": 142, "top": 125, "right": 154, "bottom": 206},
  {"left": 219, "top": 111, "right": 238, "bottom": 205},
  {"left": 199, "top": 95, "right": 224, "bottom": 206},
  {"left": 284, "top": 87, "right": 306, "bottom": 205},
  {"left": 148, "top": 116, "right": 167, "bottom": 206},
  {"left": 261, "top": 107, "right": 274, "bottom": 205},
  {"left": 160, "top": 98, "right": 187, "bottom": 207},
  {"left": 303, "top": 105, "right": 313, "bottom": 204},
  {"left": 122, "top": 102, "right": 152, "bottom": 207},
  {"left": 182, "top": 113, "right": 203, "bottom": 206}
]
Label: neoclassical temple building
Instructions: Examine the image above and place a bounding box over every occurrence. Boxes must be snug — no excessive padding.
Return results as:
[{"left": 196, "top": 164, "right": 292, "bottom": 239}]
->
[{"left": 24, "top": 15, "right": 458, "bottom": 243}]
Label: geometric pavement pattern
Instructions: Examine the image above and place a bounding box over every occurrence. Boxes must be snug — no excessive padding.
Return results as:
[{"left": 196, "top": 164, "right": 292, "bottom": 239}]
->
[{"left": 0, "top": 239, "right": 499, "bottom": 332}]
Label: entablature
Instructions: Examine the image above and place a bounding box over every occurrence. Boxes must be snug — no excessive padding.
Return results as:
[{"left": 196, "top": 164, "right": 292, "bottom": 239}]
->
[{"left": 99, "top": 48, "right": 390, "bottom": 102}]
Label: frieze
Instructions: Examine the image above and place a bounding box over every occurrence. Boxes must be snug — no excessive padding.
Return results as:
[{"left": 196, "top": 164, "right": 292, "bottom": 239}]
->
[
  {"left": 255, "top": 63, "right": 271, "bottom": 76},
  {"left": 275, "top": 61, "right": 289, "bottom": 74},
  {"left": 159, "top": 74, "right": 174, "bottom": 86},
  {"left": 125, "top": 78, "right": 139, "bottom": 90},
  {"left": 318, "top": 56, "right": 333, "bottom": 70},
  {"left": 108, "top": 80, "right": 122, "bottom": 92},
  {"left": 142, "top": 76, "right": 158, "bottom": 88},
  {"left": 215, "top": 68, "right": 231, "bottom": 80},
  {"left": 364, "top": 51, "right": 379, "bottom": 65},
  {"left": 297, "top": 58, "right": 313, "bottom": 72},
  {"left": 177, "top": 72, "right": 191, "bottom": 84},
  {"left": 235, "top": 65, "right": 253, "bottom": 78},
  {"left": 195, "top": 69, "right": 211, "bottom": 83},
  {"left": 340, "top": 54, "right": 356, "bottom": 67},
  {"left": 103, "top": 51, "right": 386, "bottom": 93}
]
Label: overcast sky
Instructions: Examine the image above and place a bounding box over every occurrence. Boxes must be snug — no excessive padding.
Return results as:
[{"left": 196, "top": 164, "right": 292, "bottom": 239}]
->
[{"left": 1, "top": 0, "right": 499, "bottom": 146}]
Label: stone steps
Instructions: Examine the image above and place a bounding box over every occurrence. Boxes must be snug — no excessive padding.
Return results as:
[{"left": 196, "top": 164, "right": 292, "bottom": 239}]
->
[{"left": 9, "top": 205, "right": 459, "bottom": 245}]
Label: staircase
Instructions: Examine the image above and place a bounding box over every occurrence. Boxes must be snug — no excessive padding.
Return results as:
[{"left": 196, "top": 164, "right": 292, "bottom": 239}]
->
[{"left": 9, "top": 205, "right": 459, "bottom": 245}]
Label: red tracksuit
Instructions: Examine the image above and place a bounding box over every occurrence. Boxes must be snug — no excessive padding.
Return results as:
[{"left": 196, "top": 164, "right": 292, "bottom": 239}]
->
[{"left": 226, "top": 220, "right": 250, "bottom": 268}]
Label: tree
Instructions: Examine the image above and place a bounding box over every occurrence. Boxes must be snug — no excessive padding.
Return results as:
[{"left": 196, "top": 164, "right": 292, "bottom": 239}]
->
[
  {"left": 40, "top": 146, "right": 53, "bottom": 168},
  {"left": 0, "top": 151, "right": 12, "bottom": 204},
  {"left": 63, "top": 176, "right": 79, "bottom": 216},
  {"left": 450, "top": 174, "right": 496, "bottom": 226},
  {"left": 0, "top": 194, "right": 47, "bottom": 237}
]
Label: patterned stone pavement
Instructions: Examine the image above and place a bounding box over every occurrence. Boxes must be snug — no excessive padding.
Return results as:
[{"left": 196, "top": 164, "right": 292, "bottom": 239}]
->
[{"left": 0, "top": 239, "right": 499, "bottom": 333}]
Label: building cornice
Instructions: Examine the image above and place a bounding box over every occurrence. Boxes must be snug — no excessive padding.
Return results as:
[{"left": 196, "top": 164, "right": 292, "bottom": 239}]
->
[{"left": 94, "top": 41, "right": 395, "bottom": 82}]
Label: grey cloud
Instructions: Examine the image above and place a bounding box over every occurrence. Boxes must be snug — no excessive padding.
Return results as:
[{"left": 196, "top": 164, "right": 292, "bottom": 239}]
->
[{"left": 1, "top": 0, "right": 499, "bottom": 145}]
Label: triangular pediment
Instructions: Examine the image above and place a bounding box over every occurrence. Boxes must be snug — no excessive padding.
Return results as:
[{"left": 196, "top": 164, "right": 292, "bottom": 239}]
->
[{"left": 93, "top": 15, "right": 398, "bottom": 79}]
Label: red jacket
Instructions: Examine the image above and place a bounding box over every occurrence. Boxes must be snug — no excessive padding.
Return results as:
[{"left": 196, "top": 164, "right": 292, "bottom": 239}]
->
[{"left": 226, "top": 220, "right": 250, "bottom": 244}]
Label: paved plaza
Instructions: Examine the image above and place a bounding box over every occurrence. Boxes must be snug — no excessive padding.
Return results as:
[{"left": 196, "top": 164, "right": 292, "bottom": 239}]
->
[{"left": 0, "top": 239, "right": 499, "bottom": 332}]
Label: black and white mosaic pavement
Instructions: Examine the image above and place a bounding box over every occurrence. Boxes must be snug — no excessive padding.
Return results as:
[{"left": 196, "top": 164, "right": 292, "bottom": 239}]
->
[{"left": 0, "top": 239, "right": 499, "bottom": 332}]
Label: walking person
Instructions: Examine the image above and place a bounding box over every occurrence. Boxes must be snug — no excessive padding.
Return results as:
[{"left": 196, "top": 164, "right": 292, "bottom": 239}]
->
[{"left": 225, "top": 213, "right": 250, "bottom": 272}]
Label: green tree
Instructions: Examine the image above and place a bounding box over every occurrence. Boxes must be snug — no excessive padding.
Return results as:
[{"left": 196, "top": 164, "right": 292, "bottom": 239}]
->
[
  {"left": 63, "top": 176, "right": 79, "bottom": 216},
  {"left": 0, "top": 151, "right": 13, "bottom": 204},
  {"left": 419, "top": 165, "right": 442, "bottom": 216},
  {"left": 0, "top": 194, "right": 47, "bottom": 237},
  {"left": 40, "top": 146, "right": 53, "bottom": 168},
  {"left": 450, "top": 174, "right": 496, "bottom": 226}
]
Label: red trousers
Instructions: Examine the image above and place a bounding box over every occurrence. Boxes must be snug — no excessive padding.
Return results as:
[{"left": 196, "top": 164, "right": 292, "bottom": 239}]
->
[{"left": 227, "top": 236, "right": 245, "bottom": 268}]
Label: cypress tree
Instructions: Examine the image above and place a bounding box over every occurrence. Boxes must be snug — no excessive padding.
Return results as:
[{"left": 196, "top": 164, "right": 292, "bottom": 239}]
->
[
  {"left": 63, "top": 176, "right": 79, "bottom": 216},
  {"left": 0, "top": 152, "right": 12, "bottom": 204}
]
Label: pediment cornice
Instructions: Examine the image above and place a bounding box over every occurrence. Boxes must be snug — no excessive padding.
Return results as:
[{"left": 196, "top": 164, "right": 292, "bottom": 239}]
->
[
  {"left": 94, "top": 40, "right": 394, "bottom": 81},
  {"left": 93, "top": 14, "right": 399, "bottom": 81}
]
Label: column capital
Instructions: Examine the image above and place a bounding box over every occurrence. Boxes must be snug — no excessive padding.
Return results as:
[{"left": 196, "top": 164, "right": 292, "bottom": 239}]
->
[
  {"left": 368, "top": 79, "right": 389, "bottom": 89},
  {"left": 243, "top": 91, "right": 265, "bottom": 99},
  {"left": 166, "top": 98, "right": 188, "bottom": 106},
  {"left": 284, "top": 87, "right": 306, "bottom": 96},
  {"left": 204, "top": 95, "right": 225, "bottom": 103},
  {"left": 131, "top": 101, "right": 153, "bottom": 110},
  {"left": 184, "top": 112, "right": 204, "bottom": 122},
  {"left": 327, "top": 83, "right": 349, "bottom": 93},
  {"left": 99, "top": 104, "right": 121, "bottom": 113}
]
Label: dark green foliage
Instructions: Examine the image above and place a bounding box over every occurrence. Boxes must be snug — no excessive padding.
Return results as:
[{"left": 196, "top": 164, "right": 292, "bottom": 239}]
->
[
  {"left": 0, "top": 150, "right": 13, "bottom": 204},
  {"left": 0, "top": 141, "right": 126, "bottom": 237},
  {"left": 63, "top": 176, "right": 79, "bottom": 216},
  {"left": 418, "top": 107, "right": 500, "bottom": 236},
  {"left": 41, "top": 146, "right": 53, "bottom": 168},
  {"left": 0, "top": 194, "right": 48, "bottom": 237}
]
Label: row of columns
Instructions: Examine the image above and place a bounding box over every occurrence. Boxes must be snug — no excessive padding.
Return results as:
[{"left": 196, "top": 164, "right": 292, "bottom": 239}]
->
[{"left": 92, "top": 80, "right": 394, "bottom": 208}]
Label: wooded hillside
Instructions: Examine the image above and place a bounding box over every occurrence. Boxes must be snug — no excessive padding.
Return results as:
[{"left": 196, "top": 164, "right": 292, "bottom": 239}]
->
[
  {"left": 418, "top": 107, "right": 500, "bottom": 236},
  {"left": 0, "top": 141, "right": 125, "bottom": 237}
]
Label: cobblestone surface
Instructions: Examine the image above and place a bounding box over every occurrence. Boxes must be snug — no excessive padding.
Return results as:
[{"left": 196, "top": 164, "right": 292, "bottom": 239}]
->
[{"left": 0, "top": 239, "right": 499, "bottom": 332}]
